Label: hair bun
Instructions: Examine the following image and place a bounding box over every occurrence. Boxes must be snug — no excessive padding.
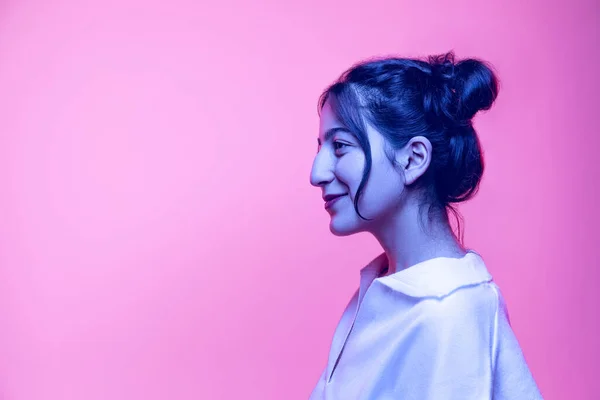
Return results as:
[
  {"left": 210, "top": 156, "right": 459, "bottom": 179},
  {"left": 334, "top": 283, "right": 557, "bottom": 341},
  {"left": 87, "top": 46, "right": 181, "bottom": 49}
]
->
[
  {"left": 427, "top": 52, "right": 499, "bottom": 123},
  {"left": 429, "top": 53, "right": 456, "bottom": 82},
  {"left": 453, "top": 58, "right": 499, "bottom": 121}
]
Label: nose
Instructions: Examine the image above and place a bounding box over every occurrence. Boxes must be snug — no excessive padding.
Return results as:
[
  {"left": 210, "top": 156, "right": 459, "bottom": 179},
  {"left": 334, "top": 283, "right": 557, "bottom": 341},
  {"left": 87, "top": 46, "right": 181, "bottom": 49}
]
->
[{"left": 310, "top": 150, "right": 335, "bottom": 187}]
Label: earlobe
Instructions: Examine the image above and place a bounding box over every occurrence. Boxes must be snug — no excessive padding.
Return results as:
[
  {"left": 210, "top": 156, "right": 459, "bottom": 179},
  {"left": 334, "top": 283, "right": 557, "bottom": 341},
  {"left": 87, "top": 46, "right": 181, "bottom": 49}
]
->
[{"left": 401, "top": 136, "right": 432, "bottom": 186}]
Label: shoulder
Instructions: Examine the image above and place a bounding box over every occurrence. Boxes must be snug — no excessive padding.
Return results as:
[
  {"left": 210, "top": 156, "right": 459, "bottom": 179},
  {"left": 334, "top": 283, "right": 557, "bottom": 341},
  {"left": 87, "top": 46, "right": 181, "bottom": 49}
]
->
[
  {"left": 412, "top": 282, "right": 502, "bottom": 335},
  {"left": 393, "top": 283, "right": 504, "bottom": 369}
]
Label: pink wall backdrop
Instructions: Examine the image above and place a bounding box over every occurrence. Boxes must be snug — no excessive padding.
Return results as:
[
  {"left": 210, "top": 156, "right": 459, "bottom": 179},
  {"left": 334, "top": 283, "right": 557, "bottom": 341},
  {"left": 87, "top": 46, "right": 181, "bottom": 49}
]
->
[{"left": 0, "top": 0, "right": 598, "bottom": 398}]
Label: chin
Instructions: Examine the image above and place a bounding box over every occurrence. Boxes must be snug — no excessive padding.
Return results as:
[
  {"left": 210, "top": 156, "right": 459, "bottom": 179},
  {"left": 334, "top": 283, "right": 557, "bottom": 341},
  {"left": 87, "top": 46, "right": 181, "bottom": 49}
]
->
[{"left": 329, "top": 218, "right": 362, "bottom": 237}]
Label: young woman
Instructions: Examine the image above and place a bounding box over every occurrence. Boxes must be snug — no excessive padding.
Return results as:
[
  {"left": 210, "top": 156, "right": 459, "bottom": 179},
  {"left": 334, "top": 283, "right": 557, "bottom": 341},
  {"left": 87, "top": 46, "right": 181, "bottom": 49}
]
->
[{"left": 309, "top": 52, "right": 543, "bottom": 399}]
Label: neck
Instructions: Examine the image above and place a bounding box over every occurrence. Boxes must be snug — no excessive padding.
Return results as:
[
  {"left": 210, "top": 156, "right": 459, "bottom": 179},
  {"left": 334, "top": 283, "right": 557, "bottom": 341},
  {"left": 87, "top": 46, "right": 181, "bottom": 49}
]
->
[{"left": 370, "top": 203, "right": 466, "bottom": 276}]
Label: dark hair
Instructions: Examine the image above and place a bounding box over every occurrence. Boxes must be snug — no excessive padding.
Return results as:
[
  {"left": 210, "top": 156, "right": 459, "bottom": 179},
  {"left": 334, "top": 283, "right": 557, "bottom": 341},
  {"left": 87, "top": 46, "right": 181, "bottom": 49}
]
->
[{"left": 318, "top": 51, "right": 499, "bottom": 234}]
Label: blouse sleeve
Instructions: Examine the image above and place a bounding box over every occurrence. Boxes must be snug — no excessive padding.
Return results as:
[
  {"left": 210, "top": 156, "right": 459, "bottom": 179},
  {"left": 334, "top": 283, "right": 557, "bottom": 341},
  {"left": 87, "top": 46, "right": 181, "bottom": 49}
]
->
[{"left": 393, "top": 286, "right": 498, "bottom": 399}]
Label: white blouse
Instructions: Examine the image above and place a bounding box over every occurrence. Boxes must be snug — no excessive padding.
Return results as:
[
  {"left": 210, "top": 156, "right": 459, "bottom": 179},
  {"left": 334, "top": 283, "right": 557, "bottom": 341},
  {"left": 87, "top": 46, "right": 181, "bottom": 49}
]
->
[{"left": 310, "top": 251, "right": 543, "bottom": 399}]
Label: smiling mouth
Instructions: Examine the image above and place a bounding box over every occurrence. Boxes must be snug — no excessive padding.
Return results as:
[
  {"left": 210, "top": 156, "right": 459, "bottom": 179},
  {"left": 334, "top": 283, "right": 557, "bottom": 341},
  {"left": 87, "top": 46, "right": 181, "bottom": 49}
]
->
[{"left": 324, "top": 194, "right": 346, "bottom": 209}]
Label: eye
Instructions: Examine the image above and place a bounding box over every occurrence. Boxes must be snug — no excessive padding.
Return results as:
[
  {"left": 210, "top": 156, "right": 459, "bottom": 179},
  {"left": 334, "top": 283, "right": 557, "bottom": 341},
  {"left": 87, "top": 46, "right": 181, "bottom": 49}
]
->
[{"left": 333, "top": 141, "right": 350, "bottom": 151}]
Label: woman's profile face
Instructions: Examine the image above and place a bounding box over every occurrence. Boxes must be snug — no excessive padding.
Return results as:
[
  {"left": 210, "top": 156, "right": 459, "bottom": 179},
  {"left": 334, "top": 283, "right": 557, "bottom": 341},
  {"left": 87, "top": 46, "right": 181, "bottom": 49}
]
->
[{"left": 310, "top": 100, "right": 406, "bottom": 236}]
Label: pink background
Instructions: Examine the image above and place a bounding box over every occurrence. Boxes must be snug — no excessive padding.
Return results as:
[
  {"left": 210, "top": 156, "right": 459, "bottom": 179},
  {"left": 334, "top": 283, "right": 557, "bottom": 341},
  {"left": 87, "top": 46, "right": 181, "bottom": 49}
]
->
[{"left": 0, "top": 0, "right": 597, "bottom": 399}]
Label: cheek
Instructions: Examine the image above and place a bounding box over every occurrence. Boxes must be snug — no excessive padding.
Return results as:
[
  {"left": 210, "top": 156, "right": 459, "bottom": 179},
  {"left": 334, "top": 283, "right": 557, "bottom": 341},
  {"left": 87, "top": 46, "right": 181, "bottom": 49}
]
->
[
  {"left": 358, "top": 163, "right": 404, "bottom": 210},
  {"left": 334, "top": 153, "right": 366, "bottom": 195}
]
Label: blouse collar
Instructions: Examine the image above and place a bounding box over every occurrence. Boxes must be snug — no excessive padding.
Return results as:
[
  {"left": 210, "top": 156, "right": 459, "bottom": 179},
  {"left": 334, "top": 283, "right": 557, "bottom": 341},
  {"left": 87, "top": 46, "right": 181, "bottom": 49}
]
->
[{"left": 359, "top": 251, "right": 493, "bottom": 298}]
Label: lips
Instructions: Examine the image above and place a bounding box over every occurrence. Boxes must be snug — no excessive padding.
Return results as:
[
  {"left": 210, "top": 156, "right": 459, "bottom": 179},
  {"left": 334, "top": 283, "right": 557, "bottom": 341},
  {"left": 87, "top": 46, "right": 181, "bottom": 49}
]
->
[
  {"left": 324, "top": 193, "right": 347, "bottom": 209},
  {"left": 323, "top": 194, "right": 346, "bottom": 202}
]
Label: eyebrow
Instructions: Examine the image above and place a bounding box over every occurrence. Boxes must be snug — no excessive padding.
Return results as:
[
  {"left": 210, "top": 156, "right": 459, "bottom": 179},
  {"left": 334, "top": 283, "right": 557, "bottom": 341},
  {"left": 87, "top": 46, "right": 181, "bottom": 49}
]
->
[{"left": 318, "top": 127, "right": 353, "bottom": 144}]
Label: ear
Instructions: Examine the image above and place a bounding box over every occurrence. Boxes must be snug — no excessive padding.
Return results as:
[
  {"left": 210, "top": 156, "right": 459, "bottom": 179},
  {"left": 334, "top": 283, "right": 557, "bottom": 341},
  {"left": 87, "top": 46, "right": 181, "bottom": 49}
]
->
[{"left": 395, "top": 136, "right": 432, "bottom": 185}]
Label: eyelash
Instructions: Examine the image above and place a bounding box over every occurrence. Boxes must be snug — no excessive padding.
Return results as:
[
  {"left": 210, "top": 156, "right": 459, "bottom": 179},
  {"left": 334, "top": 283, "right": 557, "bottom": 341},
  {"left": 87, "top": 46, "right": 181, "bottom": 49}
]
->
[{"left": 333, "top": 141, "right": 349, "bottom": 151}]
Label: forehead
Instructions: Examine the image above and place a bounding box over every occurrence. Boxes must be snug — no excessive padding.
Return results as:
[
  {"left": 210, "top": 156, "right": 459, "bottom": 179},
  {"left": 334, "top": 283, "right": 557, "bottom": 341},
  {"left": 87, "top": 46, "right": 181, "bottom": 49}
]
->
[
  {"left": 319, "top": 100, "right": 348, "bottom": 141},
  {"left": 319, "top": 99, "right": 388, "bottom": 152},
  {"left": 319, "top": 100, "right": 338, "bottom": 128}
]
